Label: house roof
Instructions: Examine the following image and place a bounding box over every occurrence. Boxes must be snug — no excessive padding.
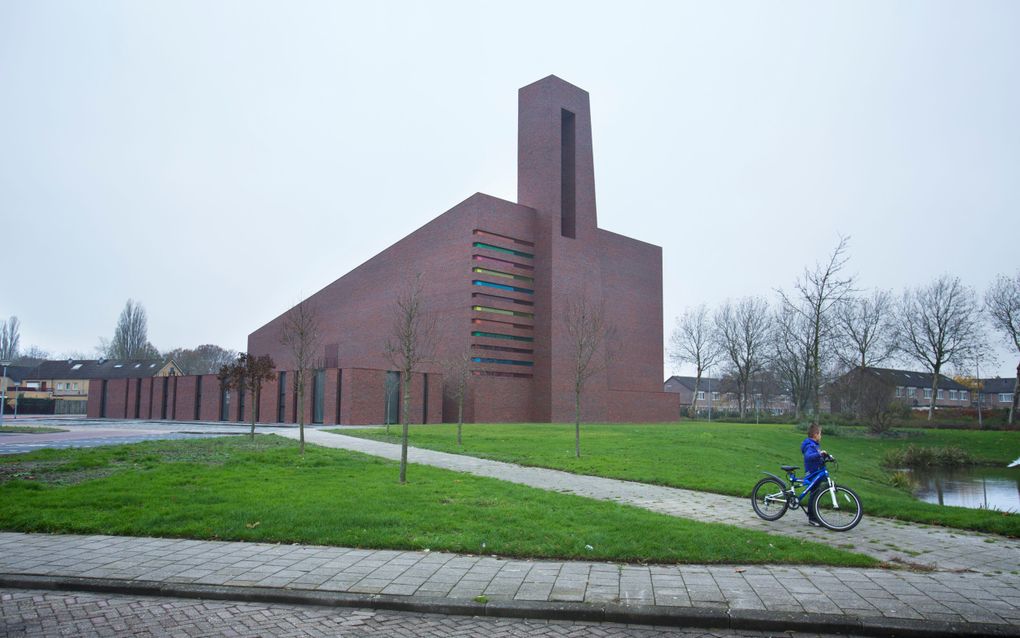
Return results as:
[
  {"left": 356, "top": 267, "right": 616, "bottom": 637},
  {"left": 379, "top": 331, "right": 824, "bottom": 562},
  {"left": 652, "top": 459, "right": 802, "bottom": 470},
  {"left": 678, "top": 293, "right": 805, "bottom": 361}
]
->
[
  {"left": 664, "top": 375, "right": 722, "bottom": 392},
  {"left": 28, "top": 359, "right": 171, "bottom": 381},
  {"left": 980, "top": 377, "right": 1016, "bottom": 394},
  {"left": 1, "top": 365, "right": 36, "bottom": 383},
  {"left": 857, "top": 367, "right": 968, "bottom": 391}
]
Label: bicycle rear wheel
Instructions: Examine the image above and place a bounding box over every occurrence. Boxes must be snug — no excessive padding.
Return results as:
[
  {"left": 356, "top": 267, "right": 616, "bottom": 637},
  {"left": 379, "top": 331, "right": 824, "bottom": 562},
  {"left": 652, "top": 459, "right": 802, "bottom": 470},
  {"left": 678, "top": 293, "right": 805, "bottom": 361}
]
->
[
  {"left": 751, "top": 477, "right": 789, "bottom": 521},
  {"left": 812, "top": 485, "right": 863, "bottom": 531}
]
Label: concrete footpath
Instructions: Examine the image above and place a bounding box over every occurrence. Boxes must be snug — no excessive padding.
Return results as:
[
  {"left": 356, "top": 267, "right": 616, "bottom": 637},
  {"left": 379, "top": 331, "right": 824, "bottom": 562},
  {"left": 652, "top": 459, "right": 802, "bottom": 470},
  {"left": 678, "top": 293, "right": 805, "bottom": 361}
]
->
[{"left": 1, "top": 424, "right": 1019, "bottom": 636}]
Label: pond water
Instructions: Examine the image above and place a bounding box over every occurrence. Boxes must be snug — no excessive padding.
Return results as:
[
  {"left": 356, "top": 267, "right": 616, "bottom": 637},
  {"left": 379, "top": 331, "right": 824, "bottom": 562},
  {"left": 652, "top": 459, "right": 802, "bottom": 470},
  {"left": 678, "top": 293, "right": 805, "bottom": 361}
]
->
[{"left": 910, "top": 466, "right": 1020, "bottom": 512}]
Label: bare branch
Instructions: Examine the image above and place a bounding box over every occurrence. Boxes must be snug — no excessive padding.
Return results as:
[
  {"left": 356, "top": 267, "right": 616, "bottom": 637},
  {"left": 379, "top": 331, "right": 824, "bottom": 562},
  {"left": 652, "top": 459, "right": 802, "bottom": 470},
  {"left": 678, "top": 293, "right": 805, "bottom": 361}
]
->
[
  {"left": 714, "top": 297, "right": 772, "bottom": 420},
  {"left": 985, "top": 271, "right": 1020, "bottom": 424},
  {"left": 896, "top": 274, "right": 982, "bottom": 422},
  {"left": 280, "top": 300, "right": 321, "bottom": 454},
  {"left": 385, "top": 274, "right": 437, "bottom": 483},
  {"left": 564, "top": 293, "right": 613, "bottom": 457},
  {"left": 669, "top": 305, "right": 721, "bottom": 416}
]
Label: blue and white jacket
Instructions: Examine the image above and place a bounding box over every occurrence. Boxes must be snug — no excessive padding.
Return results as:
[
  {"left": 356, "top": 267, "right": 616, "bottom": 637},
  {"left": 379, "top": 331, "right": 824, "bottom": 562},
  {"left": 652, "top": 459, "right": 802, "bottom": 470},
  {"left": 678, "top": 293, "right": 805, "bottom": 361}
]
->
[{"left": 801, "top": 437, "right": 824, "bottom": 475}]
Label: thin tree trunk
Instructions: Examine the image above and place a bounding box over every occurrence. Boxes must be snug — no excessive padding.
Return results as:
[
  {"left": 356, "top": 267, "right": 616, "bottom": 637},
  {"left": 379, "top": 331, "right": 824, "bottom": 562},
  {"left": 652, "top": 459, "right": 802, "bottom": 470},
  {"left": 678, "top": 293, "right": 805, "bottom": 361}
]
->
[
  {"left": 298, "top": 369, "right": 306, "bottom": 454},
  {"left": 250, "top": 385, "right": 257, "bottom": 441},
  {"left": 574, "top": 389, "right": 581, "bottom": 458},
  {"left": 689, "top": 372, "right": 701, "bottom": 419},
  {"left": 928, "top": 368, "right": 939, "bottom": 422},
  {"left": 400, "top": 375, "right": 410, "bottom": 483},
  {"left": 1010, "top": 362, "right": 1019, "bottom": 426},
  {"left": 457, "top": 394, "right": 463, "bottom": 446}
]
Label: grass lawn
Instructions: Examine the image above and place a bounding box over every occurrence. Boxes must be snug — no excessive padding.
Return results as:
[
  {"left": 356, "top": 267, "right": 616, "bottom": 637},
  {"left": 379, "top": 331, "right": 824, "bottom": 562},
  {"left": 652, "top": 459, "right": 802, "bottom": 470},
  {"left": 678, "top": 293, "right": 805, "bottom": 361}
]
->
[
  {"left": 0, "top": 426, "right": 67, "bottom": 434},
  {"left": 0, "top": 435, "right": 876, "bottom": 567},
  {"left": 338, "top": 422, "right": 1020, "bottom": 537}
]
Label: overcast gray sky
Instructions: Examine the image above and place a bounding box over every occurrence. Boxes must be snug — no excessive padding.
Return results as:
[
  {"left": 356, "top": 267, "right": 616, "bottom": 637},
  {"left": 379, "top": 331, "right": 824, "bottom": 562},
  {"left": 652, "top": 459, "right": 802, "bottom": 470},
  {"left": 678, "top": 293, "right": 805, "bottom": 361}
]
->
[{"left": 1, "top": 1, "right": 1017, "bottom": 378}]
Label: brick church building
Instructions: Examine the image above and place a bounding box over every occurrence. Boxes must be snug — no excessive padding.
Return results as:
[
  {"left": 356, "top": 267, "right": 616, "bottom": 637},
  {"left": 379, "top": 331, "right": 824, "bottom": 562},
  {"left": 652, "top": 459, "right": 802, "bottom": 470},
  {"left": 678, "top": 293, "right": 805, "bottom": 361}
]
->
[
  {"left": 88, "top": 76, "right": 678, "bottom": 425},
  {"left": 247, "top": 75, "right": 677, "bottom": 424}
]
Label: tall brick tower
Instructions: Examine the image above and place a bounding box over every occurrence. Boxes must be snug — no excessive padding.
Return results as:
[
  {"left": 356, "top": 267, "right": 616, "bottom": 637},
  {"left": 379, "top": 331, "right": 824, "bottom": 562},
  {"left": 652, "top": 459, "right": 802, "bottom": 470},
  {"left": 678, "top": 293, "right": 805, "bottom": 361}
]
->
[{"left": 518, "top": 76, "right": 607, "bottom": 422}]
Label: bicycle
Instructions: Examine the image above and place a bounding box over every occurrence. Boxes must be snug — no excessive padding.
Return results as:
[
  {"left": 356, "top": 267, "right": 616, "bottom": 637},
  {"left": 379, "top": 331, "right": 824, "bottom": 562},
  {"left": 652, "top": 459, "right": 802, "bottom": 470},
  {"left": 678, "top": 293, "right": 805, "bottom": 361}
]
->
[{"left": 750, "top": 454, "right": 863, "bottom": 531}]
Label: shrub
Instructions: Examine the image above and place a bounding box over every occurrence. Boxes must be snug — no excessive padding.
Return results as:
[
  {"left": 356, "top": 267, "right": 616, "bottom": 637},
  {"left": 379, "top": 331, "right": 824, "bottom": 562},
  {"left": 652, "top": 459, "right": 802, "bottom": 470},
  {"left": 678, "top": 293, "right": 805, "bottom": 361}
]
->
[
  {"left": 883, "top": 444, "right": 973, "bottom": 468},
  {"left": 888, "top": 470, "right": 915, "bottom": 490}
]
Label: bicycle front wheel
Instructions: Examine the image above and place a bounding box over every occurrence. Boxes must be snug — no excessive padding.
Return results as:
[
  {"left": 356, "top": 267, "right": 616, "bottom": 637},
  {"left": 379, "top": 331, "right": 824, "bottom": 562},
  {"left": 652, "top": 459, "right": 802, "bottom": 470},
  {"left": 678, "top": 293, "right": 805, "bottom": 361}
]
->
[
  {"left": 812, "top": 485, "right": 863, "bottom": 531},
  {"left": 751, "top": 477, "right": 789, "bottom": 521}
]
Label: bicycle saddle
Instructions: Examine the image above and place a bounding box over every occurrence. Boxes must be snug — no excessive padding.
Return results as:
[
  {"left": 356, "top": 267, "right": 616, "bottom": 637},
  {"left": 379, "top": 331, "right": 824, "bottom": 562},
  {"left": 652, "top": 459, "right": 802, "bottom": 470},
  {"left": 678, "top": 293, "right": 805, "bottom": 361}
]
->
[{"left": 780, "top": 465, "right": 798, "bottom": 472}]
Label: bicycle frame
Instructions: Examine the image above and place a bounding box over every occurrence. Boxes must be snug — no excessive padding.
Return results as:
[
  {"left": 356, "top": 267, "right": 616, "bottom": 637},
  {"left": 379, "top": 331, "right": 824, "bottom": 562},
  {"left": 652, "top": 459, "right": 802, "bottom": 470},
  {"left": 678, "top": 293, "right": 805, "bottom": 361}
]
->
[{"left": 761, "top": 467, "right": 839, "bottom": 509}]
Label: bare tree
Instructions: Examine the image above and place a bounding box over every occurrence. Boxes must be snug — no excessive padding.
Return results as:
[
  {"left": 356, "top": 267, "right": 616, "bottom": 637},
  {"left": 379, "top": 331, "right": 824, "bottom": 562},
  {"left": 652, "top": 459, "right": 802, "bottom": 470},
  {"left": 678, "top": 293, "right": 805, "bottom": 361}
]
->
[
  {"left": 770, "top": 303, "right": 813, "bottom": 419},
  {"left": 897, "top": 275, "right": 982, "bottom": 422},
  {"left": 835, "top": 289, "right": 897, "bottom": 370},
  {"left": 15, "top": 345, "right": 49, "bottom": 364},
  {"left": 669, "top": 305, "right": 721, "bottom": 417},
  {"left": 564, "top": 293, "right": 611, "bottom": 458},
  {"left": 281, "top": 300, "right": 321, "bottom": 454},
  {"left": 443, "top": 350, "right": 473, "bottom": 446},
  {"left": 778, "top": 236, "right": 855, "bottom": 415},
  {"left": 165, "top": 344, "right": 238, "bottom": 375},
  {"left": 107, "top": 300, "right": 160, "bottom": 359},
  {"left": 0, "top": 316, "right": 21, "bottom": 362},
  {"left": 986, "top": 271, "right": 1020, "bottom": 424},
  {"left": 218, "top": 353, "right": 277, "bottom": 440},
  {"left": 384, "top": 274, "right": 437, "bottom": 483},
  {"left": 714, "top": 297, "right": 772, "bottom": 419}
]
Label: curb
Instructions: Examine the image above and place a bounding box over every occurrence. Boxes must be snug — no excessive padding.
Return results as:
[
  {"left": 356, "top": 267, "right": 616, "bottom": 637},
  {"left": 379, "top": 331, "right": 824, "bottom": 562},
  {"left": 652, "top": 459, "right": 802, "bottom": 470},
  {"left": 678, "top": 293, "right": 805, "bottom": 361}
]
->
[{"left": 2, "top": 573, "right": 1017, "bottom": 638}]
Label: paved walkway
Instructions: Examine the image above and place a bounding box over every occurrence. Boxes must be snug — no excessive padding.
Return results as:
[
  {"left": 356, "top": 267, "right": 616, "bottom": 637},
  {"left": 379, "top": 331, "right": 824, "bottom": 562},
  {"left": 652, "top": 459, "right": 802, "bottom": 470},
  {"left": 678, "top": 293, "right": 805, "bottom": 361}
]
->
[{"left": 286, "top": 429, "right": 1020, "bottom": 574}]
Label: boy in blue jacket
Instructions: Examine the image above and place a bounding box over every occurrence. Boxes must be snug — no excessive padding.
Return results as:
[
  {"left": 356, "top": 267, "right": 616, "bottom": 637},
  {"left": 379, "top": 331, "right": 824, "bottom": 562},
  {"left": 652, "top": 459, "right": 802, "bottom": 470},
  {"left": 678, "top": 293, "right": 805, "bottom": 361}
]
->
[{"left": 801, "top": 423, "right": 827, "bottom": 527}]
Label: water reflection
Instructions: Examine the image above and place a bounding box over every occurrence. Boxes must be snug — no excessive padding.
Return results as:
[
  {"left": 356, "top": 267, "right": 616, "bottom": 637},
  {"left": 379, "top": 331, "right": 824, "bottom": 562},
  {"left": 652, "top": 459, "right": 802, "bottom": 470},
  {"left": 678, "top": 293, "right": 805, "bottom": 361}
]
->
[{"left": 911, "top": 466, "right": 1020, "bottom": 512}]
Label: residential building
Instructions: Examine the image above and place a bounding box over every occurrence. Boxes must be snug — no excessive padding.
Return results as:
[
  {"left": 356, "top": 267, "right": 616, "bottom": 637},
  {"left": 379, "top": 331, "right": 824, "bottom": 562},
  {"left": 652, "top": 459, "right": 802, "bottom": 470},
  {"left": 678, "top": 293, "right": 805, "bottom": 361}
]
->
[{"left": 831, "top": 367, "right": 971, "bottom": 411}]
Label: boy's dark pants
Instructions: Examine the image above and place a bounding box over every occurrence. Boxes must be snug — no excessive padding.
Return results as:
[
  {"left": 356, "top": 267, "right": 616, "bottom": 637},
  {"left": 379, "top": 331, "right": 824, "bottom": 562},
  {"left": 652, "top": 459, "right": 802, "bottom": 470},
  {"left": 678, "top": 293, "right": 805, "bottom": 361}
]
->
[{"left": 806, "top": 483, "right": 822, "bottom": 521}]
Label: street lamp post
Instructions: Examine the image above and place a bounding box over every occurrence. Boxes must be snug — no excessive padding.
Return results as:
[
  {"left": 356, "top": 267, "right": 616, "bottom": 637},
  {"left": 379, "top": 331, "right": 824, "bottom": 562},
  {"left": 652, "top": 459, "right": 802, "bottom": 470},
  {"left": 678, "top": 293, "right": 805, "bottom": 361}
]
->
[{"left": 0, "top": 359, "right": 9, "bottom": 427}]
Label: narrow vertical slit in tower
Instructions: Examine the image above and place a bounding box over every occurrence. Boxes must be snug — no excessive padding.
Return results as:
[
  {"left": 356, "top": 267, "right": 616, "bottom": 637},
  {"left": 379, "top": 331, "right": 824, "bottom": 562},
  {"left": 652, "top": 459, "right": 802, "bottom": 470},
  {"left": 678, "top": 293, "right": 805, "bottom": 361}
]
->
[{"left": 561, "top": 108, "right": 576, "bottom": 238}]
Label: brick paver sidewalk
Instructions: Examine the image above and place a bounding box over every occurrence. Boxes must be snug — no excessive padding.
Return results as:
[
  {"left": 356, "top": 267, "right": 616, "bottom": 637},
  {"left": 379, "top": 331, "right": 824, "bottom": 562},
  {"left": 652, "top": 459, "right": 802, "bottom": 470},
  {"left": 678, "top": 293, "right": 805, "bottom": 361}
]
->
[{"left": 0, "top": 532, "right": 1017, "bottom": 633}]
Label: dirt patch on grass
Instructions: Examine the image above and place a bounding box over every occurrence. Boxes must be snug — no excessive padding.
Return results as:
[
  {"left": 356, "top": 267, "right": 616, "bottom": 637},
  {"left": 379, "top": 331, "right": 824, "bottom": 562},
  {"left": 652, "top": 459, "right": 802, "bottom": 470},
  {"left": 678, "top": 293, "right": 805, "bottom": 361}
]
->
[{"left": 0, "top": 460, "right": 117, "bottom": 486}]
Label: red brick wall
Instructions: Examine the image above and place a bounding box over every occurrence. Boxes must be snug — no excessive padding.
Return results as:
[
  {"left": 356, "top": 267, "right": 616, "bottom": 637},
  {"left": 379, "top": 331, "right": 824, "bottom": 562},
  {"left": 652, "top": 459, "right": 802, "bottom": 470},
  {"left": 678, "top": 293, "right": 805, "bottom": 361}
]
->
[
  {"left": 174, "top": 376, "right": 197, "bottom": 421},
  {"left": 198, "top": 375, "right": 221, "bottom": 422},
  {"left": 257, "top": 376, "right": 277, "bottom": 424},
  {"left": 139, "top": 378, "right": 153, "bottom": 419},
  {"left": 86, "top": 381, "right": 103, "bottom": 417},
  {"left": 345, "top": 368, "right": 384, "bottom": 425},
  {"left": 469, "top": 375, "right": 531, "bottom": 423},
  {"left": 104, "top": 378, "right": 128, "bottom": 419}
]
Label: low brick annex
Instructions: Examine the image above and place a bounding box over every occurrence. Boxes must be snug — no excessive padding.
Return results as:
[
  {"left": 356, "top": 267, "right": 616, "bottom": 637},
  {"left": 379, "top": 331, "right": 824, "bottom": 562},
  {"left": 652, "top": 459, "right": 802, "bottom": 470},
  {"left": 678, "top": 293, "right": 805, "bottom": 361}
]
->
[{"left": 247, "top": 76, "right": 678, "bottom": 424}]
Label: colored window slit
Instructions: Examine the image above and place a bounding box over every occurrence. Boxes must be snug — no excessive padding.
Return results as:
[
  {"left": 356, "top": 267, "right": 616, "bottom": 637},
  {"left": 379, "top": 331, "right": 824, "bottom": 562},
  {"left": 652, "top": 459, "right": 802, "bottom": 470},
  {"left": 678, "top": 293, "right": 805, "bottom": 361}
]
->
[
  {"left": 472, "top": 242, "right": 533, "bottom": 259},
  {"left": 473, "top": 305, "right": 533, "bottom": 318},
  {"left": 472, "top": 292, "right": 534, "bottom": 307},
  {"left": 471, "top": 370, "right": 533, "bottom": 379},
  {"left": 473, "top": 229, "right": 534, "bottom": 247},
  {"left": 473, "top": 255, "right": 534, "bottom": 271},
  {"left": 472, "top": 357, "right": 534, "bottom": 366},
  {"left": 471, "top": 318, "right": 532, "bottom": 330},
  {"left": 473, "top": 344, "right": 533, "bottom": 354},
  {"left": 473, "top": 267, "right": 533, "bottom": 283},
  {"left": 472, "top": 280, "right": 533, "bottom": 294},
  {"left": 471, "top": 331, "right": 533, "bottom": 342}
]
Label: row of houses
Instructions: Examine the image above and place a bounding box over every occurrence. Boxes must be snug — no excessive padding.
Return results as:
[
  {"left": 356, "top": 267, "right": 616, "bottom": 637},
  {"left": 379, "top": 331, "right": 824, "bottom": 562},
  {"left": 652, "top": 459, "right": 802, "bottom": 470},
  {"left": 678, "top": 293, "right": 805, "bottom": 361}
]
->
[
  {"left": 664, "top": 367, "right": 1017, "bottom": 416},
  {"left": 1, "top": 359, "right": 182, "bottom": 415}
]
